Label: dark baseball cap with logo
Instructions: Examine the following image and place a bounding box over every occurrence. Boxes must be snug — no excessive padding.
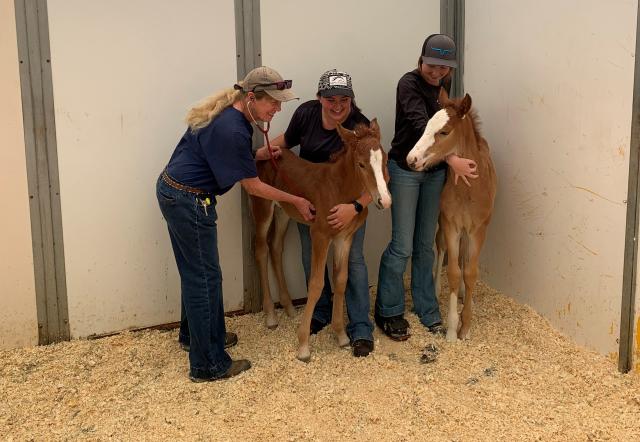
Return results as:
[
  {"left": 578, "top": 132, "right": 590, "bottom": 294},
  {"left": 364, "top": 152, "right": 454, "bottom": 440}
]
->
[
  {"left": 317, "top": 69, "right": 355, "bottom": 98},
  {"left": 421, "top": 34, "right": 458, "bottom": 68}
]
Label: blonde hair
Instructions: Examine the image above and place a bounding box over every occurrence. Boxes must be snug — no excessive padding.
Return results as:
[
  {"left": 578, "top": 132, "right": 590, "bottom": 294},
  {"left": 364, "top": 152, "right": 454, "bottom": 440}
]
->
[{"left": 185, "top": 83, "right": 244, "bottom": 131}]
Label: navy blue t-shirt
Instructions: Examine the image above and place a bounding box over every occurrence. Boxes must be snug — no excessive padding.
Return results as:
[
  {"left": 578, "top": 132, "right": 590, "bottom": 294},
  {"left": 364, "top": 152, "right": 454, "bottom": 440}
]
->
[
  {"left": 166, "top": 106, "right": 257, "bottom": 195},
  {"left": 284, "top": 100, "right": 369, "bottom": 163}
]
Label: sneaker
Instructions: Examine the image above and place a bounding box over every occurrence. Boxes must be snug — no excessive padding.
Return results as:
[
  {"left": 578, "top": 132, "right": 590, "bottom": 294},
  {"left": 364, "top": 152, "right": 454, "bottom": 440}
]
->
[
  {"left": 189, "top": 359, "right": 251, "bottom": 382},
  {"left": 180, "top": 332, "right": 238, "bottom": 352},
  {"left": 310, "top": 318, "right": 328, "bottom": 335},
  {"left": 352, "top": 339, "right": 374, "bottom": 357},
  {"left": 427, "top": 322, "right": 446, "bottom": 336},
  {"left": 374, "top": 313, "right": 410, "bottom": 341}
]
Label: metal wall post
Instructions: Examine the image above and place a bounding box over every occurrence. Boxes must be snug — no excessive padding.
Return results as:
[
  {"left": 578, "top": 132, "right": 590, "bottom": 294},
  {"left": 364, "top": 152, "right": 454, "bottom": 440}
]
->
[
  {"left": 440, "top": 0, "right": 465, "bottom": 97},
  {"left": 235, "top": 0, "right": 263, "bottom": 312},
  {"left": 619, "top": 2, "right": 640, "bottom": 373},
  {"left": 14, "top": 0, "right": 69, "bottom": 344}
]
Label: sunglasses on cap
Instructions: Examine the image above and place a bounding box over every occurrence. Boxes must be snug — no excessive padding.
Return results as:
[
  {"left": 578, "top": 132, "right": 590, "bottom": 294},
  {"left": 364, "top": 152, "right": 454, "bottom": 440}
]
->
[{"left": 251, "top": 80, "right": 293, "bottom": 92}]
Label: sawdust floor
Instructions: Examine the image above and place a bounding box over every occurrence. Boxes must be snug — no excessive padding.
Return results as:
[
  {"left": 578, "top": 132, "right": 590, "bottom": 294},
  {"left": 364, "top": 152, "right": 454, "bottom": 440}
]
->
[{"left": 2, "top": 279, "right": 640, "bottom": 441}]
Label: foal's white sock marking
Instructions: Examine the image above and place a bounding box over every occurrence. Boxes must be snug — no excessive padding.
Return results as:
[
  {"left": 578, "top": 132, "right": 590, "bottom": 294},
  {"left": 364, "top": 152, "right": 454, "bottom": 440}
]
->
[{"left": 370, "top": 149, "right": 392, "bottom": 208}]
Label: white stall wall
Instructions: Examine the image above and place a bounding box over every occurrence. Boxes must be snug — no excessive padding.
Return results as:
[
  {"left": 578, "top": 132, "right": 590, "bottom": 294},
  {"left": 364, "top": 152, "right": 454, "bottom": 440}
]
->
[
  {"left": 260, "top": 0, "right": 440, "bottom": 300},
  {"left": 47, "top": 1, "right": 243, "bottom": 337},
  {"left": 465, "top": 0, "right": 638, "bottom": 356},
  {"left": 0, "top": 0, "right": 39, "bottom": 349}
]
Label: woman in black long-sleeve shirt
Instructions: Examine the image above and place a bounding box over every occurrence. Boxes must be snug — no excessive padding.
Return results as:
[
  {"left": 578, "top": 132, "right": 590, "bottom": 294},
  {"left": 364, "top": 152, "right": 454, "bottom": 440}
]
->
[{"left": 375, "top": 34, "right": 477, "bottom": 340}]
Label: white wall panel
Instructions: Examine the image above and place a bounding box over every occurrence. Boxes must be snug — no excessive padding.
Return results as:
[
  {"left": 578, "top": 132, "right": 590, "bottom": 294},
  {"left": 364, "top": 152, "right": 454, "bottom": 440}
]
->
[
  {"left": 47, "top": 0, "right": 241, "bottom": 337},
  {"left": 465, "top": 0, "right": 638, "bottom": 356},
  {"left": 261, "top": 0, "right": 440, "bottom": 300},
  {"left": 0, "top": 0, "right": 39, "bottom": 349}
]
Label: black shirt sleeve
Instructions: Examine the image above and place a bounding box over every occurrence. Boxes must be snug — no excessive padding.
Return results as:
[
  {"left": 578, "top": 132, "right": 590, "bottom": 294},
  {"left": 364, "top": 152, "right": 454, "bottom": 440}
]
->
[
  {"left": 396, "top": 75, "right": 429, "bottom": 135},
  {"left": 284, "top": 105, "right": 305, "bottom": 148}
]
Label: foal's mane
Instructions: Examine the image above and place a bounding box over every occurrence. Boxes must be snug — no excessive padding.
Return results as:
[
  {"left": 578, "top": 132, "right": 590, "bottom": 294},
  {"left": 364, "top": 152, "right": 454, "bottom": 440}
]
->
[
  {"left": 447, "top": 103, "right": 484, "bottom": 146},
  {"left": 466, "top": 109, "right": 484, "bottom": 144},
  {"left": 328, "top": 123, "right": 375, "bottom": 163}
]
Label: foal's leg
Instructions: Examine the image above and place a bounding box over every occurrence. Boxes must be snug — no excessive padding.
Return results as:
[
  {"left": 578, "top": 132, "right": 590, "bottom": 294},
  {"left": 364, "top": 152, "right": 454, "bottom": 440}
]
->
[
  {"left": 433, "top": 221, "right": 446, "bottom": 299},
  {"left": 458, "top": 233, "right": 467, "bottom": 302},
  {"left": 269, "top": 206, "right": 296, "bottom": 318},
  {"left": 330, "top": 235, "right": 353, "bottom": 348},
  {"left": 297, "top": 234, "right": 330, "bottom": 362},
  {"left": 252, "top": 198, "right": 277, "bottom": 329},
  {"left": 443, "top": 223, "right": 462, "bottom": 343},
  {"left": 459, "top": 225, "right": 488, "bottom": 340}
]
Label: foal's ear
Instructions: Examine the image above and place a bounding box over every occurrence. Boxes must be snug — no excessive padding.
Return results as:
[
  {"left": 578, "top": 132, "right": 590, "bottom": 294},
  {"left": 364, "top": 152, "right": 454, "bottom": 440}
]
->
[
  {"left": 369, "top": 118, "right": 380, "bottom": 137},
  {"left": 458, "top": 93, "right": 472, "bottom": 118},
  {"left": 336, "top": 123, "right": 357, "bottom": 145}
]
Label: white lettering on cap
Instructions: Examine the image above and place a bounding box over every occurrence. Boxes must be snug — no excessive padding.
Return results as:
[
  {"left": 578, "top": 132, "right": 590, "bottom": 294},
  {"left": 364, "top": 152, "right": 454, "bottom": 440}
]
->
[{"left": 329, "top": 75, "right": 348, "bottom": 87}]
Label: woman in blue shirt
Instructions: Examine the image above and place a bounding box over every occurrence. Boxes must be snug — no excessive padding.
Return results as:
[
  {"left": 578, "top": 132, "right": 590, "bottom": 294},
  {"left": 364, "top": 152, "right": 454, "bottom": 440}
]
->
[{"left": 157, "top": 66, "right": 315, "bottom": 382}]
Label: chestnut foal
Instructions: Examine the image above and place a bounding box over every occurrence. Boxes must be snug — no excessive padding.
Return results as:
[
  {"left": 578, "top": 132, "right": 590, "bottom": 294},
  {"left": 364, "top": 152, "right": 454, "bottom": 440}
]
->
[
  {"left": 251, "top": 119, "right": 391, "bottom": 361},
  {"left": 407, "top": 89, "right": 497, "bottom": 342}
]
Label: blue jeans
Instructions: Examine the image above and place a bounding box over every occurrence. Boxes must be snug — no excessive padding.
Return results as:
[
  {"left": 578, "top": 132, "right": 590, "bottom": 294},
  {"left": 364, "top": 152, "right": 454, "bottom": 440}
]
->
[
  {"left": 297, "top": 222, "right": 373, "bottom": 342},
  {"left": 376, "top": 159, "right": 446, "bottom": 327},
  {"left": 156, "top": 176, "right": 231, "bottom": 379}
]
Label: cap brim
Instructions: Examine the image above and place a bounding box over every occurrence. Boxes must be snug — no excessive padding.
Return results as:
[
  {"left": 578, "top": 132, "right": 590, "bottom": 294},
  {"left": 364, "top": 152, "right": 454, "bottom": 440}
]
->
[
  {"left": 319, "top": 88, "right": 355, "bottom": 98},
  {"left": 266, "top": 89, "right": 298, "bottom": 102},
  {"left": 421, "top": 56, "right": 458, "bottom": 68}
]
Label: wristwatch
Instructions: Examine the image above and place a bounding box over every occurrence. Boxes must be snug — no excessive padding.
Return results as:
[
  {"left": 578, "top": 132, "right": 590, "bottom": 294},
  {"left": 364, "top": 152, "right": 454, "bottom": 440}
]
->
[{"left": 351, "top": 200, "right": 363, "bottom": 213}]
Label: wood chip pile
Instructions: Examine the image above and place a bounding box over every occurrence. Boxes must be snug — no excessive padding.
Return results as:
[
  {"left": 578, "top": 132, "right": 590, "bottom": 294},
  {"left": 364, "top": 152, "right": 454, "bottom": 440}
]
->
[{"left": 2, "top": 280, "right": 639, "bottom": 441}]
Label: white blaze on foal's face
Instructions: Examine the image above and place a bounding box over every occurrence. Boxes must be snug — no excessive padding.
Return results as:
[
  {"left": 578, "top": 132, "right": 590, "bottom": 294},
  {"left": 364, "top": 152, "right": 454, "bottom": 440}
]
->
[
  {"left": 369, "top": 148, "right": 392, "bottom": 209},
  {"left": 406, "top": 109, "right": 450, "bottom": 171}
]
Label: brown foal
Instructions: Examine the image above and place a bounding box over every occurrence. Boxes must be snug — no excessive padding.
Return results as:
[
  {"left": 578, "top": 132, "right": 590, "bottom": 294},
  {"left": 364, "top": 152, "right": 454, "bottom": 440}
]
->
[
  {"left": 407, "top": 89, "right": 497, "bottom": 342},
  {"left": 251, "top": 119, "right": 391, "bottom": 361}
]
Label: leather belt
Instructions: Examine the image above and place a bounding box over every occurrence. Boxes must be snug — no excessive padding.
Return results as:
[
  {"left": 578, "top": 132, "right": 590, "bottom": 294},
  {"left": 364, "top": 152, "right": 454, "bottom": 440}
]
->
[{"left": 162, "top": 169, "right": 209, "bottom": 196}]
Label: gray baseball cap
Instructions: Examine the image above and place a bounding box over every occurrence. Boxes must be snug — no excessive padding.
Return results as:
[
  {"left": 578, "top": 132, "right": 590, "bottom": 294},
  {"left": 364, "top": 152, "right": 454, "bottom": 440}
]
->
[{"left": 421, "top": 34, "right": 458, "bottom": 68}]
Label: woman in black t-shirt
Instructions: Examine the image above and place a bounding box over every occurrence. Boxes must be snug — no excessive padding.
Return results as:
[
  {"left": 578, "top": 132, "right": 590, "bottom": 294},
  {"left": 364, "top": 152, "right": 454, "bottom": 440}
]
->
[{"left": 265, "top": 69, "right": 375, "bottom": 357}]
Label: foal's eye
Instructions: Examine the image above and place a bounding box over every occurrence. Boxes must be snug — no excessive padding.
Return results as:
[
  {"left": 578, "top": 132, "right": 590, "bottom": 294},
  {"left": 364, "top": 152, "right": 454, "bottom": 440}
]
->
[
  {"left": 358, "top": 163, "right": 365, "bottom": 168},
  {"left": 439, "top": 131, "right": 449, "bottom": 136}
]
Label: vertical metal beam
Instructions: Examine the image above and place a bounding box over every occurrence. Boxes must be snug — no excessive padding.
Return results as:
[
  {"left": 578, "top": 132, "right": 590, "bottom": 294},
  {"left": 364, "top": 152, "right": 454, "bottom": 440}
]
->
[
  {"left": 235, "top": 0, "right": 263, "bottom": 313},
  {"left": 14, "top": 0, "right": 69, "bottom": 344},
  {"left": 619, "top": 3, "right": 640, "bottom": 373},
  {"left": 440, "top": 0, "right": 465, "bottom": 97}
]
